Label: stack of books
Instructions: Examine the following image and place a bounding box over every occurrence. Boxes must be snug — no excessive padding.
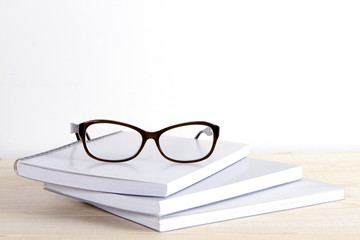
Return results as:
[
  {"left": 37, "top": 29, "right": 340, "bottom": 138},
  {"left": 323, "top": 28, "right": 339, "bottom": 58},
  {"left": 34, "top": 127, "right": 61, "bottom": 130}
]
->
[{"left": 15, "top": 138, "right": 344, "bottom": 232}]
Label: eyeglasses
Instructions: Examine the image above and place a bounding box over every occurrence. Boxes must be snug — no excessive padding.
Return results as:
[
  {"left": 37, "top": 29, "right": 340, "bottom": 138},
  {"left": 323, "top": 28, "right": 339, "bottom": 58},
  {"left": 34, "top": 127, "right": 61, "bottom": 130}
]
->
[{"left": 71, "top": 120, "right": 220, "bottom": 163}]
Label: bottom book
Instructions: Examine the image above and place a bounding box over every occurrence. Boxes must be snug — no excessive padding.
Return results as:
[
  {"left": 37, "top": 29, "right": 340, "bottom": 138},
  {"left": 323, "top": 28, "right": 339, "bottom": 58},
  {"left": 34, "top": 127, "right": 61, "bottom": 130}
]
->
[{"left": 90, "top": 179, "right": 344, "bottom": 232}]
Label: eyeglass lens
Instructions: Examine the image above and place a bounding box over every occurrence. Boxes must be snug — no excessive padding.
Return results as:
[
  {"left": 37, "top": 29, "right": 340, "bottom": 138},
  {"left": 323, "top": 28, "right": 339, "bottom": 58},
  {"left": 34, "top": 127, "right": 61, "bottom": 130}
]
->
[
  {"left": 85, "top": 123, "right": 143, "bottom": 161},
  {"left": 159, "top": 125, "right": 214, "bottom": 161}
]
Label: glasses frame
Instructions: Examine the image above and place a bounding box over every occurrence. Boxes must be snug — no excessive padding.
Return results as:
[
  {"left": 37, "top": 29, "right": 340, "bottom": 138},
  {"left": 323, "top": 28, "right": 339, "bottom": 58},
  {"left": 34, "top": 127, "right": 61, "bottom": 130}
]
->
[{"left": 71, "top": 120, "right": 220, "bottom": 163}]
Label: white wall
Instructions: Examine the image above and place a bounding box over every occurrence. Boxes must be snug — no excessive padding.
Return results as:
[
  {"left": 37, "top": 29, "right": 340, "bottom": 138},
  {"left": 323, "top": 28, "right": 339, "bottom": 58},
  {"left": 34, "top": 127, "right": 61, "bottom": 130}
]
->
[{"left": 1, "top": 0, "right": 359, "bottom": 158}]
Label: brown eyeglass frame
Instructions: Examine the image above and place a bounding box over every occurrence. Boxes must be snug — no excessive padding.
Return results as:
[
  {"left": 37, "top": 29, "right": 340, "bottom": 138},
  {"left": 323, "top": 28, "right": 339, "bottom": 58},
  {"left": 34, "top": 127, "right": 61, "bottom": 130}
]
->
[{"left": 71, "top": 120, "right": 220, "bottom": 163}]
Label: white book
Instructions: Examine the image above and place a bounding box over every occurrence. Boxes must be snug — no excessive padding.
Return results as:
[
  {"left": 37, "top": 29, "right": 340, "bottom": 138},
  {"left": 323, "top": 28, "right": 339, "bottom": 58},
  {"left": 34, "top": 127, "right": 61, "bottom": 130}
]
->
[
  {"left": 91, "top": 179, "right": 344, "bottom": 232},
  {"left": 45, "top": 157, "right": 302, "bottom": 216},
  {"left": 15, "top": 138, "right": 250, "bottom": 197}
]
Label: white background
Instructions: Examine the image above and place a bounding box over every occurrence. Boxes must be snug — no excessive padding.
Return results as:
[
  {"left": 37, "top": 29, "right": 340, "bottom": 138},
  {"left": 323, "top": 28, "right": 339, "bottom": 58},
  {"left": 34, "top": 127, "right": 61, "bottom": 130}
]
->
[{"left": 1, "top": 0, "right": 359, "bottom": 158}]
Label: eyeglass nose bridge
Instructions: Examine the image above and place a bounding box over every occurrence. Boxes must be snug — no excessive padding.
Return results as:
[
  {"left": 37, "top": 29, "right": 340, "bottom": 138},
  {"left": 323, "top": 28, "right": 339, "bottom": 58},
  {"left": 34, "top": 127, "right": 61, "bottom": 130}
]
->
[{"left": 143, "top": 131, "right": 158, "bottom": 141}]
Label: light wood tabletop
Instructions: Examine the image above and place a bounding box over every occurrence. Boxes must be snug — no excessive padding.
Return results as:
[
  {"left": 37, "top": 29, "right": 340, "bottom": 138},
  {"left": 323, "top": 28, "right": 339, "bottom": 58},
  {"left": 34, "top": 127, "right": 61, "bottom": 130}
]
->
[{"left": 1, "top": 153, "right": 359, "bottom": 239}]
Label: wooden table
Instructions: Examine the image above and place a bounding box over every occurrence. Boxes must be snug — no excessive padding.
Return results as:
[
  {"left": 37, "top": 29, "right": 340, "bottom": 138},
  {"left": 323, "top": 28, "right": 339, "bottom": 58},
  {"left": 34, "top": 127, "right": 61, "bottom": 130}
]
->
[{"left": 1, "top": 153, "right": 359, "bottom": 239}]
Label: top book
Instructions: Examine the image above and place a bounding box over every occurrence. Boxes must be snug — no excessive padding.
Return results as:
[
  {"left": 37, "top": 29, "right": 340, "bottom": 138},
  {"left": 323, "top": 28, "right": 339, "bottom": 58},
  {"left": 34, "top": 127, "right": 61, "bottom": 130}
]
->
[{"left": 15, "top": 137, "right": 250, "bottom": 197}]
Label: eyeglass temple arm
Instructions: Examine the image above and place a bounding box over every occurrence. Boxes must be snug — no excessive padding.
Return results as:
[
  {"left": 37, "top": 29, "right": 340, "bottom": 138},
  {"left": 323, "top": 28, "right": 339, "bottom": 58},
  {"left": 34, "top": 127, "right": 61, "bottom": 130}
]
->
[
  {"left": 70, "top": 123, "right": 91, "bottom": 141},
  {"left": 194, "top": 127, "right": 213, "bottom": 139}
]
